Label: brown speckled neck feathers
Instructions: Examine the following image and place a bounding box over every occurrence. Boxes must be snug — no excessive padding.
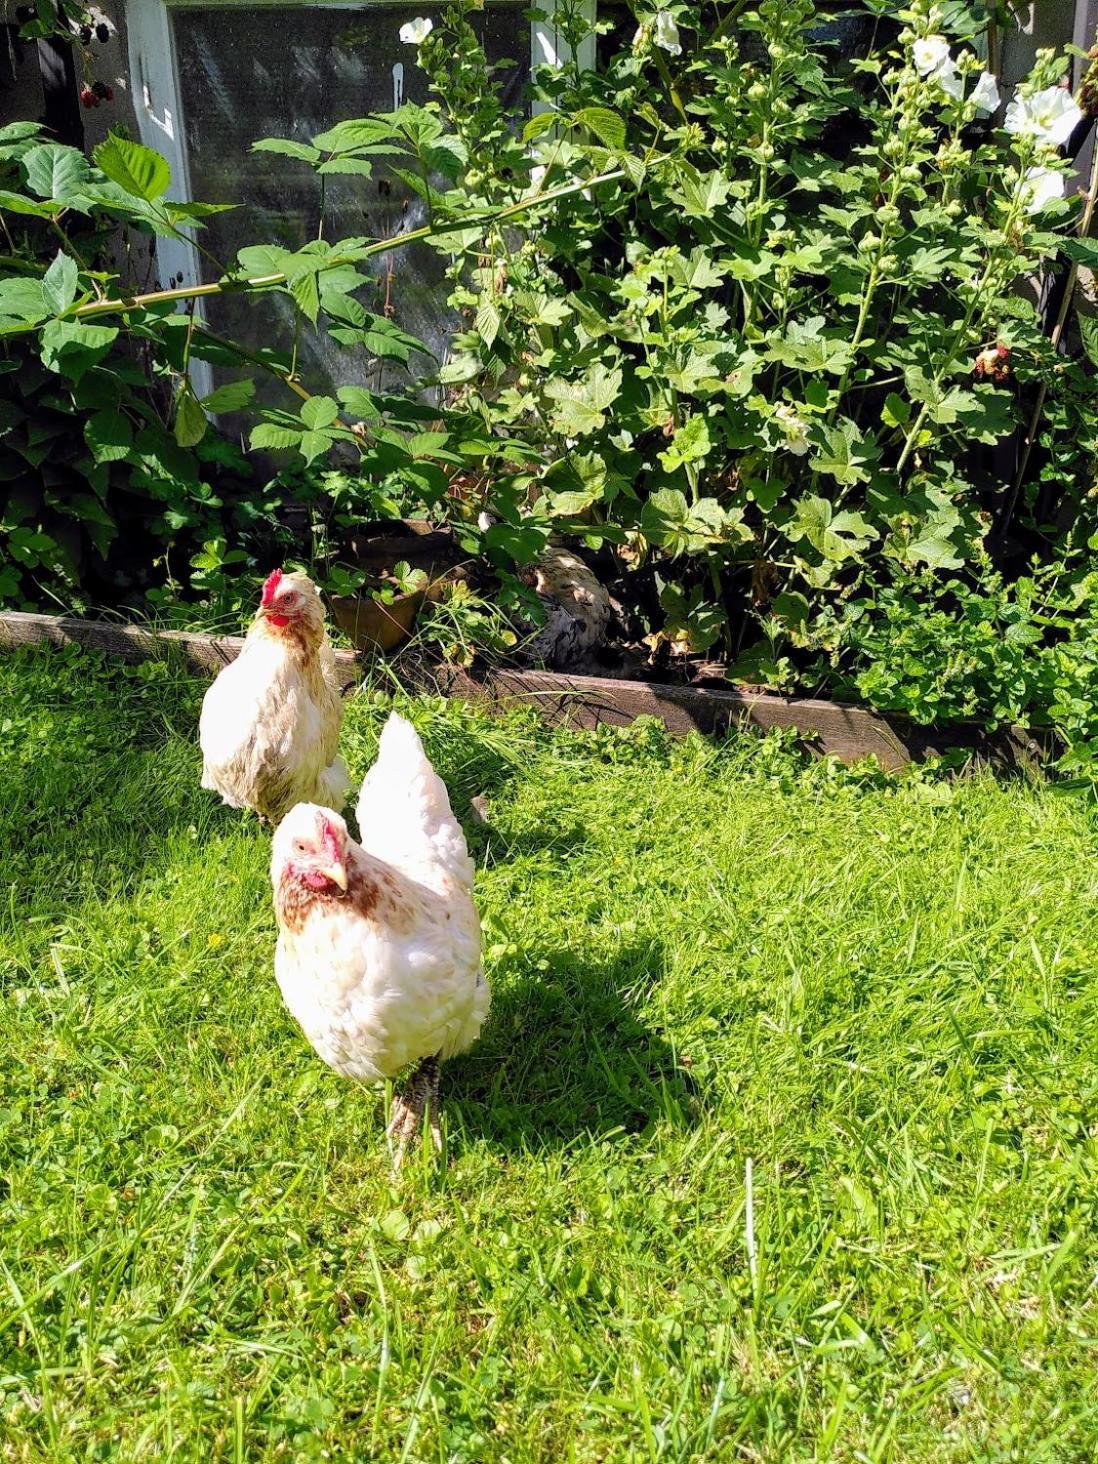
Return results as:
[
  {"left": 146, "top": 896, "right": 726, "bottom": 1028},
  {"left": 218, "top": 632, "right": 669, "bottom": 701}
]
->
[
  {"left": 276, "top": 863, "right": 377, "bottom": 933},
  {"left": 275, "top": 858, "right": 420, "bottom": 935}
]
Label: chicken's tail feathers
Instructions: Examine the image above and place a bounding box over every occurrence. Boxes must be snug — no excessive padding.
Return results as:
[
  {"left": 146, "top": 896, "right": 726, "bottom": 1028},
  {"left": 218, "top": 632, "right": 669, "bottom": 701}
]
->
[
  {"left": 377, "top": 710, "right": 427, "bottom": 766},
  {"left": 356, "top": 712, "right": 463, "bottom": 861},
  {"left": 318, "top": 755, "right": 351, "bottom": 809}
]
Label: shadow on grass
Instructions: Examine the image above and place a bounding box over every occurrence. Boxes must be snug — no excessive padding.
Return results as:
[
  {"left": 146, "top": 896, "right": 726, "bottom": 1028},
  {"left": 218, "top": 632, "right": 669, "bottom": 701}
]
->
[
  {"left": 449, "top": 941, "right": 699, "bottom": 1152},
  {"left": 0, "top": 650, "right": 254, "bottom": 906}
]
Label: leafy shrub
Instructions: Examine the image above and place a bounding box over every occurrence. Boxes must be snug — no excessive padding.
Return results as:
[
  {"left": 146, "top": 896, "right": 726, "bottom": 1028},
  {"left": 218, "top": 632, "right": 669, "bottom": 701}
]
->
[
  {"left": 3, "top": 0, "right": 1098, "bottom": 776},
  {"left": 818, "top": 555, "right": 1098, "bottom": 774},
  {"left": 0, "top": 122, "right": 265, "bottom": 608},
  {"left": 390, "top": 0, "right": 1097, "bottom": 661}
]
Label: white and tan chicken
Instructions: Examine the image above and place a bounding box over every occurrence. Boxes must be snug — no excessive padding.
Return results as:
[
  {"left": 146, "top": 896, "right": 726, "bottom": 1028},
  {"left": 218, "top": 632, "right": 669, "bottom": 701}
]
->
[
  {"left": 270, "top": 713, "right": 488, "bottom": 1165},
  {"left": 199, "top": 568, "right": 349, "bottom": 825}
]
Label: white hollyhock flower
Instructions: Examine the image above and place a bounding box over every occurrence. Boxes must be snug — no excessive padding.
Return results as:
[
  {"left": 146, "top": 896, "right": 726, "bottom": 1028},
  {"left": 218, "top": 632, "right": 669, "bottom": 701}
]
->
[
  {"left": 399, "top": 16, "right": 433, "bottom": 44},
  {"left": 652, "top": 11, "right": 682, "bottom": 55},
  {"left": 1005, "top": 85, "right": 1083, "bottom": 149},
  {"left": 936, "top": 61, "right": 964, "bottom": 102},
  {"left": 971, "top": 72, "right": 1001, "bottom": 113},
  {"left": 913, "top": 35, "right": 950, "bottom": 77},
  {"left": 774, "top": 404, "right": 810, "bottom": 457},
  {"left": 1021, "top": 164, "right": 1065, "bottom": 214}
]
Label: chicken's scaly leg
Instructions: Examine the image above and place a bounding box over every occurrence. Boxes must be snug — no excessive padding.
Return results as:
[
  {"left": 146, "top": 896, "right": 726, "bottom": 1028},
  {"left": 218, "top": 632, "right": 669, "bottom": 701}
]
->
[{"left": 386, "top": 1056, "right": 442, "bottom": 1169}]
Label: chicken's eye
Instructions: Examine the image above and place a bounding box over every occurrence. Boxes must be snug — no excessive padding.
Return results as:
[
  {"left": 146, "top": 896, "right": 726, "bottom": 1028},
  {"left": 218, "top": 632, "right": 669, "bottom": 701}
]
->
[{"left": 293, "top": 839, "right": 307, "bottom": 855}]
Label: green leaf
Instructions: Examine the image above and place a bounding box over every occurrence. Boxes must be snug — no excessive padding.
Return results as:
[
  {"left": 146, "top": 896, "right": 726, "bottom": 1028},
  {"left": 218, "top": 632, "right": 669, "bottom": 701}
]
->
[
  {"left": 513, "top": 291, "right": 571, "bottom": 328},
  {"left": 165, "top": 200, "right": 237, "bottom": 222},
  {"left": 905, "top": 532, "right": 963, "bottom": 570},
  {"left": 316, "top": 157, "right": 374, "bottom": 178},
  {"left": 1058, "top": 237, "right": 1098, "bottom": 268},
  {"left": 522, "top": 112, "right": 558, "bottom": 143},
  {"left": 202, "top": 379, "right": 256, "bottom": 413},
  {"left": 39, "top": 319, "right": 118, "bottom": 378},
  {"left": 574, "top": 107, "right": 626, "bottom": 151},
  {"left": 22, "top": 143, "right": 91, "bottom": 201},
  {"left": 1079, "top": 313, "right": 1098, "bottom": 370},
  {"left": 544, "top": 364, "right": 622, "bottom": 438},
  {"left": 355, "top": 316, "right": 428, "bottom": 363},
  {"left": 0, "top": 121, "right": 42, "bottom": 146},
  {"left": 475, "top": 297, "right": 501, "bottom": 348},
  {"left": 668, "top": 165, "right": 731, "bottom": 219},
  {"left": 41, "top": 250, "right": 78, "bottom": 314},
  {"left": 788, "top": 494, "right": 873, "bottom": 562},
  {"left": 422, "top": 136, "right": 468, "bottom": 178},
  {"left": 902, "top": 366, "right": 944, "bottom": 407},
  {"left": 337, "top": 386, "right": 381, "bottom": 419},
  {"left": 811, "top": 420, "right": 878, "bottom": 487},
  {"left": 0, "top": 188, "right": 58, "bottom": 218},
  {"left": 766, "top": 316, "right": 853, "bottom": 375},
  {"left": 550, "top": 490, "right": 598, "bottom": 517},
  {"left": 312, "top": 118, "right": 397, "bottom": 152},
  {"left": 237, "top": 244, "right": 295, "bottom": 275},
  {"left": 640, "top": 488, "right": 690, "bottom": 550},
  {"left": 93, "top": 134, "right": 171, "bottom": 202},
  {"left": 288, "top": 270, "right": 320, "bottom": 323},
  {"left": 174, "top": 386, "right": 208, "bottom": 448},
  {"left": 882, "top": 392, "right": 910, "bottom": 428},
  {"left": 771, "top": 591, "right": 811, "bottom": 630},
  {"left": 251, "top": 137, "right": 322, "bottom": 163},
  {"left": 251, "top": 423, "right": 304, "bottom": 451},
  {"left": 298, "top": 429, "right": 334, "bottom": 465},
  {"left": 85, "top": 409, "right": 134, "bottom": 464},
  {"left": 300, "top": 396, "right": 339, "bottom": 430},
  {"left": 658, "top": 415, "right": 711, "bottom": 473},
  {"left": 0, "top": 277, "right": 47, "bottom": 326}
]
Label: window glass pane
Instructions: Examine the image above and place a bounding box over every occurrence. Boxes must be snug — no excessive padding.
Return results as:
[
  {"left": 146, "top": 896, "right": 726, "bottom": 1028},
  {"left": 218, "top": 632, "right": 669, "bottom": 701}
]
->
[{"left": 171, "top": 5, "right": 528, "bottom": 399}]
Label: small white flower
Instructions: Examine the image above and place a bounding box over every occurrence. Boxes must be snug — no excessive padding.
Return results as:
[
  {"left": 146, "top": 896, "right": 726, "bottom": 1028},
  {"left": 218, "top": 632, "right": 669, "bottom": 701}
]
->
[
  {"left": 1021, "top": 164, "right": 1065, "bottom": 214},
  {"left": 1005, "top": 85, "right": 1083, "bottom": 149},
  {"left": 774, "top": 403, "right": 810, "bottom": 456},
  {"left": 399, "top": 16, "right": 433, "bottom": 45},
  {"left": 936, "top": 61, "right": 964, "bottom": 102},
  {"left": 971, "top": 71, "right": 1001, "bottom": 113},
  {"left": 913, "top": 35, "right": 950, "bottom": 77},
  {"left": 652, "top": 11, "right": 682, "bottom": 56}
]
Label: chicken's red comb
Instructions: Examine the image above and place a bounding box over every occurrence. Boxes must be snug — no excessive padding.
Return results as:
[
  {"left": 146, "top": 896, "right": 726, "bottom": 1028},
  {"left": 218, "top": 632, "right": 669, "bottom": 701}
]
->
[
  {"left": 260, "top": 567, "right": 284, "bottom": 607},
  {"left": 321, "top": 819, "right": 343, "bottom": 860}
]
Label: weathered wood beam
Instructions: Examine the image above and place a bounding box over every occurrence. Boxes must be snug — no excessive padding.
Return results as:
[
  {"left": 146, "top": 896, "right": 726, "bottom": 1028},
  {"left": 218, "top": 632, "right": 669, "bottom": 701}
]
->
[
  {"left": 0, "top": 610, "right": 360, "bottom": 688},
  {"left": 0, "top": 610, "right": 1047, "bottom": 771}
]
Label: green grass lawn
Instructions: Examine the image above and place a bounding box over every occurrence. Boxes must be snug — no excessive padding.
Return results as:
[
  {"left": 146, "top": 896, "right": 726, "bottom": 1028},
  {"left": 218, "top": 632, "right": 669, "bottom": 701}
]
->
[{"left": 2, "top": 644, "right": 1098, "bottom": 1461}]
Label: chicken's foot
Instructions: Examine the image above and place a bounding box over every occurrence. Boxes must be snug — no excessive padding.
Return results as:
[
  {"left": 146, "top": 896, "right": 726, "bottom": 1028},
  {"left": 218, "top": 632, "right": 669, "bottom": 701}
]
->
[{"left": 386, "top": 1056, "right": 442, "bottom": 1169}]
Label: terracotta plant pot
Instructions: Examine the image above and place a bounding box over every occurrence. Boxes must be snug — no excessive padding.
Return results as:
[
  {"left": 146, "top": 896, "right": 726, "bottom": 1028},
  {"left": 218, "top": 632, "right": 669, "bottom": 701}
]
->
[{"left": 328, "top": 519, "right": 468, "bottom": 654}]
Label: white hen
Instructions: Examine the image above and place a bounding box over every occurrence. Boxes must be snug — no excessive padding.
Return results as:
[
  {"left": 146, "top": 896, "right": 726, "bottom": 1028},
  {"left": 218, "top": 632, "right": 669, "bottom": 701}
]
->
[
  {"left": 270, "top": 713, "right": 488, "bottom": 1164},
  {"left": 199, "top": 568, "right": 348, "bottom": 825}
]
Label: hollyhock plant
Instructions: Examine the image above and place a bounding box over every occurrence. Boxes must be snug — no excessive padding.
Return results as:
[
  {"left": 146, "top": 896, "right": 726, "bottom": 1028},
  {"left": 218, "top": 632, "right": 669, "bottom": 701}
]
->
[
  {"left": 652, "top": 11, "right": 682, "bottom": 55},
  {"left": 1021, "top": 163, "right": 1066, "bottom": 213},
  {"left": 399, "top": 16, "right": 433, "bottom": 44},
  {"left": 913, "top": 35, "right": 949, "bottom": 77},
  {"left": 971, "top": 72, "right": 1001, "bottom": 113},
  {"left": 1005, "top": 85, "right": 1084, "bottom": 148}
]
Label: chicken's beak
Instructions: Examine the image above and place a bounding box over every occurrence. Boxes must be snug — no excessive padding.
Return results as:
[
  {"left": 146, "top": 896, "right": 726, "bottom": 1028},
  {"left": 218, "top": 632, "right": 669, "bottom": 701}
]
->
[{"left": 321, "top": 861, "right": 348, "bottom": 892}]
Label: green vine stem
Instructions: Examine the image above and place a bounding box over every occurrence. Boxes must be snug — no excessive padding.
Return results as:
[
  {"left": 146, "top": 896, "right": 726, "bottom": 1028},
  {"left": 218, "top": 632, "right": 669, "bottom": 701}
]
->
[{"left": 2, "top": 169, "right": 627, "bottom": 334}]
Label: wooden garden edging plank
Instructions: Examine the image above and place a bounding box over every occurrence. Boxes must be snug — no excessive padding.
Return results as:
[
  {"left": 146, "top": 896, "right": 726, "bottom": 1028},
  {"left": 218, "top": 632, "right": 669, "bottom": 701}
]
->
[
  {"left": 433, "top": 666, "right": 1043, "bottom": 773},
  {"left": 0, "top": 609, "right": 359, "bottom": 688},
  {"left": 1, "top": 610, "right": 1045, "bottom": 771}
]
